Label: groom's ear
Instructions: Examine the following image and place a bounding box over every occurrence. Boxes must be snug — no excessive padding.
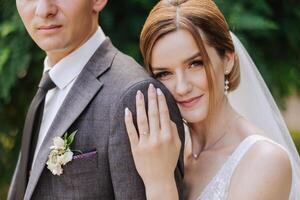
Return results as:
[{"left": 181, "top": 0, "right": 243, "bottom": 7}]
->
[
  {"left": 93, "top": 0, "right": 108, "bottom": 13},
  {"left": 223, "top": 51, "right": 235, "bottom": 74}
]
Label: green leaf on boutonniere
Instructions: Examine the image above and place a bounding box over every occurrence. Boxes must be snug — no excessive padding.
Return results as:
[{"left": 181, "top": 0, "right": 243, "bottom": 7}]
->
[
  {"left": 62, "top": 130, "right": 78, "bottom": 148},
  {"left": 67, "top": 130, "right": 77, "bottom": 146},
  {"left": 63, "top": 133, "right": 68, "bottom": 148}
]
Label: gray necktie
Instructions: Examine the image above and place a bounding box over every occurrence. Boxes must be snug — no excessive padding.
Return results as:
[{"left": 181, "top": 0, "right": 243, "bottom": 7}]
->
[{"left": 16, "top": 71, "right": 56, "bottom": 199}]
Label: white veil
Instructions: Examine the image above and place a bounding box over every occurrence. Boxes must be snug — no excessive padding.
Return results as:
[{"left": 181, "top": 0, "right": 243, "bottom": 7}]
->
[{"left": 228, "top": 32, "right": 300, "bottom": 199}]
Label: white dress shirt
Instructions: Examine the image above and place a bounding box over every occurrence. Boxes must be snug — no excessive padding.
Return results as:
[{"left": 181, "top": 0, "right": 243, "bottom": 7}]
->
[{"left": 32, "top": 27, "right": 106, "bottom": 164}]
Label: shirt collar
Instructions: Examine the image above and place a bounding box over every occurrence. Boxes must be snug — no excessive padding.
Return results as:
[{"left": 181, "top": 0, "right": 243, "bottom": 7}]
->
[{"left": 44, "top": 27, "right": 106, "bottom": 90}]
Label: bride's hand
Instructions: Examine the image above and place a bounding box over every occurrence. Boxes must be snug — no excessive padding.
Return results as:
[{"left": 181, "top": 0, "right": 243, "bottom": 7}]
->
[{"left": 124, "top": 83, "right": 181, "bottom": 189}]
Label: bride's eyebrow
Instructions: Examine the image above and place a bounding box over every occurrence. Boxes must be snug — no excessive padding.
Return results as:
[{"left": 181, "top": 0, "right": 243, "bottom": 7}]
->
[
  {"left": 182, "top": 52, "right": 202, "bottom": 64},
  {"left": 152, "top": 67, "right": 170, "bottom": 72},
  {"left": 152, "top": 52, "right": 202, "bottom": 71}
]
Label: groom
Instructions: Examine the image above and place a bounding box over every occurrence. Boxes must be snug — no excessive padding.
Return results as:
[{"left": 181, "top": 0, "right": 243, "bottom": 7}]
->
[{"left": 8, "top": 0, "right": 184, "bottom": 199}]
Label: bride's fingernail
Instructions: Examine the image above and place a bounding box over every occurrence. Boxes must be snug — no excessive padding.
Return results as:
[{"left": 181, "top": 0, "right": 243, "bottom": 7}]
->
[
  {"left": 125, "top": 107, "right": 130, "bottom": 116},
  {"left": 149, "top": 83, "right": 155, "bottom": 93},
  {"left": 136, "top": 90, "right": 143, "bottom": 100},
  {"left": 156, "top": 88, "right": 162, "bottom": 96}
]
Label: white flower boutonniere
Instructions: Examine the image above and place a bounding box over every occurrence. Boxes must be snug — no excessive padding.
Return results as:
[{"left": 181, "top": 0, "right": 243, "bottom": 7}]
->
[{"left": 46, "top": 131, "right": 78, "bottom": 176}]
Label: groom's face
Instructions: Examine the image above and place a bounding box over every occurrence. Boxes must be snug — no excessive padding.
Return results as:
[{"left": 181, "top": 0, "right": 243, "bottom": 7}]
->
[{"left": 16, "top": 0, "right": 106, "bottom": 64}]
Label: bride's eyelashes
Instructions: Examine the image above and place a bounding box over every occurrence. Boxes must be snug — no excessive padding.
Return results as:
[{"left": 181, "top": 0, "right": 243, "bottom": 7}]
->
[
  {"left": 153, "top": 71, "right": 172, "bottom": 80},
  {"left": 152, "top": 59, "right": 204, "bottom": 80},
  {"left": 189, "top": 59, "right": 204, "bottom": 68}
]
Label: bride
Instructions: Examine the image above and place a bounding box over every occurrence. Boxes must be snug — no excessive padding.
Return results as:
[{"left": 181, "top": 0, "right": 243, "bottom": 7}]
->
[{"left": 124, "top": 0, "right": 300, "bottom": 199}]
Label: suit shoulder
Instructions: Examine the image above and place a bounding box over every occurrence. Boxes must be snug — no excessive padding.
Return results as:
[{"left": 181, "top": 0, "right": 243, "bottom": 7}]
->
[{"left": 111, "top": 51, "right": 149, "bottom": 80}]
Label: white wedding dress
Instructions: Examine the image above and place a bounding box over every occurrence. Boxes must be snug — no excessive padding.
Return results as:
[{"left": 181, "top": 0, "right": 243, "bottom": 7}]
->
[{"left": 196, "top": 135, "right": 286, "bottom": 200}]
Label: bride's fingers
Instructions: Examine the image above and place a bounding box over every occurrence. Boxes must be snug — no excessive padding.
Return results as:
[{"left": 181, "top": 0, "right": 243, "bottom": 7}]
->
[
  {"left": 156, "top": 88, "right": 171, "bottom": 134},
  {"left": 147, "top": 84, "right": 160, "bottom": 137},
  {"left": 136, "top": 90, "right": 150, "bottom": 141},
  {"left": 170, "top": 121, "right": 181, "bottom": 147},
  {"left": 124, "top": 108, "right": 138, "bottom": 147}
]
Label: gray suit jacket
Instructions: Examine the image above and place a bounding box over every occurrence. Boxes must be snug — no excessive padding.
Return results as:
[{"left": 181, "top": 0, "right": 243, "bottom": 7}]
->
[{"left": 7, "top": 38, "right": 184, "bottom": 200}]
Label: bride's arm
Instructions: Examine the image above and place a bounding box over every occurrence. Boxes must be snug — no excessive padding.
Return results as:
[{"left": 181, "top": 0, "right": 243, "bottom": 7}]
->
[
  {"left": 142, "top": 177, "right": 179, "bottom": 200},
  {"left": 228, "top": 141, "right": 292, "bottom": 200},
  {"left": 124, "top": 84, "right": 181, "bottom": 200}
]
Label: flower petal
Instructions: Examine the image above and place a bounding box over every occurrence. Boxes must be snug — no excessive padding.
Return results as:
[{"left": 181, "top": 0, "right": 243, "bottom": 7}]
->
[{"left": 53, "top": 137, "right": 65, "bottom": 149}]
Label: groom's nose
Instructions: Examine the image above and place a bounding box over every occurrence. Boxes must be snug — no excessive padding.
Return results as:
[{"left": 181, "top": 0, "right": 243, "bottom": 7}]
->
[{"left": 35, "top": 0, "right": 58, "bottom": 19}]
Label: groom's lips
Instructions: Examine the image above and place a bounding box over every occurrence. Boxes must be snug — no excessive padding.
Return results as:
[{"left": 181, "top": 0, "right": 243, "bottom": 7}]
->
[{"left": 37, "top": 24, "right": 63, "bottom": 34}]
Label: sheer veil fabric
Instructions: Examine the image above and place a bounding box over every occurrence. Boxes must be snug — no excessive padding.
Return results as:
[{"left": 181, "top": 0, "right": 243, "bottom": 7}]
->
[{"left": 228, "top": 32, "right": 300, "bottom": 199}]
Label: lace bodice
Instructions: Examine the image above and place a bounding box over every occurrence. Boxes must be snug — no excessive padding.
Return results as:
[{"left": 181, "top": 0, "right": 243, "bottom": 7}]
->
[{"left": 196, "top": 135, "right": 273, "bottom": 200}]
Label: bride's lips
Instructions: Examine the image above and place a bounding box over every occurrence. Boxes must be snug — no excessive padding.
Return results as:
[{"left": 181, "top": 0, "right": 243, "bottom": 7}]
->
[
  {"left": 177, "top": 95, "right": 203, "bottom": 108},
  {"left": 37, "top": 25, "right": 62, "bottom": 34}
]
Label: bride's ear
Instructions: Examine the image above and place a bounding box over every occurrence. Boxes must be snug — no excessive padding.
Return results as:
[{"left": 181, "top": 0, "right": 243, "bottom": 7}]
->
[
  {"left": 223, "top": 51, "right": 235, "bottom": 75},
  {"left": 93, "top": 0, "right": 108, "bottom": 13}
]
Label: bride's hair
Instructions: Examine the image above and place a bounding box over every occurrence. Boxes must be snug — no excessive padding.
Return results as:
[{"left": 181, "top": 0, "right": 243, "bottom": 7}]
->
[{"left": 140, "top": 0, "right": 240, "bottom": 111}]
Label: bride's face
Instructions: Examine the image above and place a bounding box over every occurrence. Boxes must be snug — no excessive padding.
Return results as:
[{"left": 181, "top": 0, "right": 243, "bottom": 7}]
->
[{"left": 150, "top": 29, "right": 227, "bottom": 123}]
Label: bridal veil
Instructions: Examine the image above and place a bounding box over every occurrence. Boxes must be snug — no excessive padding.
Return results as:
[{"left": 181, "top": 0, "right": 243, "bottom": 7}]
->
[{"left": 229, "top": 32, "right": 300, "bottom": 199}]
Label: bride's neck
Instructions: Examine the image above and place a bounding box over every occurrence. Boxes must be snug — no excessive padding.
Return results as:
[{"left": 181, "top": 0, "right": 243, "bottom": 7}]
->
[{"left": 189, "top": 97, "right": 238, "bottom": 152}]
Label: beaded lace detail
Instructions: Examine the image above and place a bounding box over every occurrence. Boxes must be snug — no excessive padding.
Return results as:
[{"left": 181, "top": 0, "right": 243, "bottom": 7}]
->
[{"left": 196, "top": 135, "right": 268, "bottom": 200}]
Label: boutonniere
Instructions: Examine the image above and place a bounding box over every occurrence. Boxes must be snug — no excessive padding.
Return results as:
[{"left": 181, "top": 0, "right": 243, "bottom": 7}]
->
[{"left": 46, "top": 131, "right": 78, "bottom": 176}]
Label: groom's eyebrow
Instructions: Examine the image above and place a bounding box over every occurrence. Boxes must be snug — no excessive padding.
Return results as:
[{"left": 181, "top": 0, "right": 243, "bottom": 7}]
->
[{"left": 182, "top": 52, "right": 202, "bottom": 64}]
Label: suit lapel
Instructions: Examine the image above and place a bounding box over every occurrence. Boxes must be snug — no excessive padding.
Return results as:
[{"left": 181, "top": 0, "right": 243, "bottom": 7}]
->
[{"left": 24, "top": 39, "right": 117, "bottom": 199}]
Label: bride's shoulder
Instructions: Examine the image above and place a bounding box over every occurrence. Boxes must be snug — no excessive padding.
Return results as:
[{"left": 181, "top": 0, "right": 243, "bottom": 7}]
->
[
  {"left": 228, "top": 135, "right": 292, "bottom": 199},
  {"left": 239, "top": 119, "right": 291, "bottom": 168},
  {"left": 236, "top": 118, "right": 292, "bottom": 168},
  {"left": 247, "top": 137, "right": 292, "bottom": 171},
  {"left": 236, "top": 118, "right": 292, "bottom": 180}
]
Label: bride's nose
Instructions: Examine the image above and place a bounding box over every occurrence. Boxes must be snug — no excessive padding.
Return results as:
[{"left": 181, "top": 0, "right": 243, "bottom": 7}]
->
[{"left": 175, "top": 72, "right": 192, "bottom": 96}]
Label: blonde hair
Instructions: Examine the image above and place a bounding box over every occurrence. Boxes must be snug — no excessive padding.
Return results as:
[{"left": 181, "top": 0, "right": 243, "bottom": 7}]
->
[{"left": 140, "top": 0, "right": 240, "bottom": 112}]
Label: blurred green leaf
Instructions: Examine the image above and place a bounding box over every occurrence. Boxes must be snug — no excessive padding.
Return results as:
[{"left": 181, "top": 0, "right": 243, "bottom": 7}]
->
[
  {"left": 0, "top": 21, "right": 17, "bottom": 37},
  {"left": 0, "top": 48, "right": 10, "bottom": 73}
]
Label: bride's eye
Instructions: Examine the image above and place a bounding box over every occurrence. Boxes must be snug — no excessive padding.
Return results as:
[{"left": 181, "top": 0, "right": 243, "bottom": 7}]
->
[
  {"left": 153, "top": 71, "right": 172, "bottom": 80},
  {"left": 189, "top": 59, "right": 204, "bottom": 68}
]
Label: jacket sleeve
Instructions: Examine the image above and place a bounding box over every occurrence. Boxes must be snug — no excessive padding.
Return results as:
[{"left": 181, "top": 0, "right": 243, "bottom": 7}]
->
[{"left": 108, "top": 79, "right": 185, "bottom": 200}]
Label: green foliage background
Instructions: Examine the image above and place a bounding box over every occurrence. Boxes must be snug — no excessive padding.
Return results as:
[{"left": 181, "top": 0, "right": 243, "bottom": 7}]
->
[{"left": 0, "top": 0, "right": 299, "bottom": 198}]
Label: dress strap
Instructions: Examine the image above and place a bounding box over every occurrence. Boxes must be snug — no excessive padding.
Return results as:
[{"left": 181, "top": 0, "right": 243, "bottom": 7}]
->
[
  {"left": 226, "top": 135, "right": 267, "bottom": 176},
  {"left": 197, "top": 134, "right": 285, "bottom": 200}
]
